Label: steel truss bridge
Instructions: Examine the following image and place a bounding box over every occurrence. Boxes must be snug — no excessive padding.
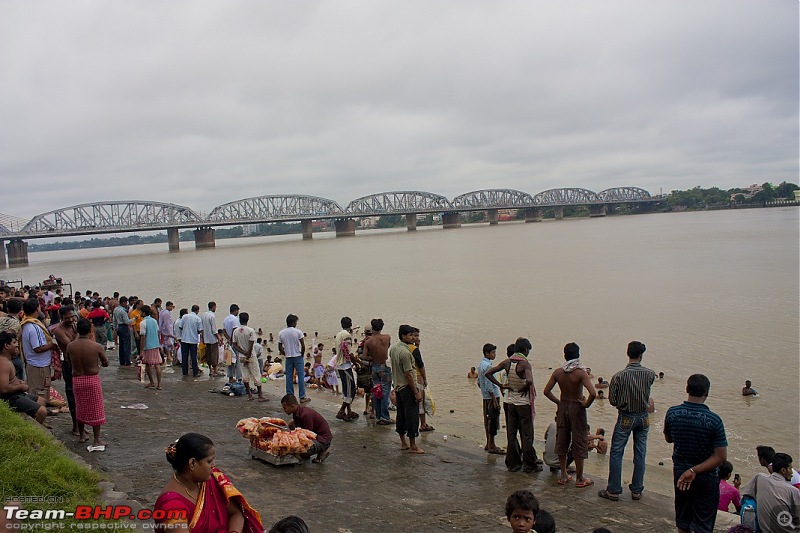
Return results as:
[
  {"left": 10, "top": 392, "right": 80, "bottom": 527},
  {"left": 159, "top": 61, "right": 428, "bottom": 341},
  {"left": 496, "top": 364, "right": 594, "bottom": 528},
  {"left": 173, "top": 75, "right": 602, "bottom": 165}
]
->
[{"left": 1, "top": 187, "right": 657, "bottom": 240}]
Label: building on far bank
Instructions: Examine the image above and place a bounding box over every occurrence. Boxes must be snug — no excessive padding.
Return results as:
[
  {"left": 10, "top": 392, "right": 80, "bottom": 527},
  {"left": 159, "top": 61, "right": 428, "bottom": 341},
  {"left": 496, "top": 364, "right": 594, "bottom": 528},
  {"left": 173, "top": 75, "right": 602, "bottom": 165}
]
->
[{"left": 729, "top": 184, "right": 764, "bottom": 202}]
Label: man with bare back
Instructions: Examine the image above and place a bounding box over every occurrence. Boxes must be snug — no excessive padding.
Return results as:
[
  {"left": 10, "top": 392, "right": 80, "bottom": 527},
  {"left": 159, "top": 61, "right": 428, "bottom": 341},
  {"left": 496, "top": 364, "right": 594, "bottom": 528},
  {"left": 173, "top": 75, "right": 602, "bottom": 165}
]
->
[
  {"left": 543, "top": 342, "right": 597, "bottom": 488},
  {"left": 52, "top": 305, "right": 79, "bottom": 435},
  {"left": 66, "top": 318, "right": 109, "bottom": 451},
  {"left": 364, "top": 318, "right": 392, "bottom": 424},
  {"left": 0, "top": 330, "right": 47, "bottom": 425}
]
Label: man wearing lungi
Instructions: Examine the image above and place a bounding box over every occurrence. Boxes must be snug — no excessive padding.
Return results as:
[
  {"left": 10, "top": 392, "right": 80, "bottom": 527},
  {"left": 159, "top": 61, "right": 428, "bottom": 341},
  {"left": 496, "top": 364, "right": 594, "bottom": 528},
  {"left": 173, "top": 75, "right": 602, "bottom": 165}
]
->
[{"left": 66, "top": 318, "right": 109, "bottom": 452}]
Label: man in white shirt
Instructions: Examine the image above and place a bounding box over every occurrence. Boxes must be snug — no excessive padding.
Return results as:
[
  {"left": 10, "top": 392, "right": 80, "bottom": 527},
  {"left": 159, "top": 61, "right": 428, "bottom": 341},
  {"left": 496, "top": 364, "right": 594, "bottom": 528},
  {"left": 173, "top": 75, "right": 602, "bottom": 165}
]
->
[
  {"left": 222, "top": 304, "right": 241, "bottom": 382},
  {"left": 334, "top": 316, "right": 359, "bottom": 421},
  {"left": 253, "top": 338, "right": 264, "bottom": 374},
  {"left": 158, "top": 301, "right": 175, "bottom": 363},
  {"left": 278, "top": 314, "right": 309, "bottom": 403},
  {"left": 231, "top": 312, "right": 266, "bottom": 402},
  {"left": 201, "top": 302, "right": 222, "bottom": 377},
  {"left": 179, "top": 305, "right": 203, "bottom": 377}
]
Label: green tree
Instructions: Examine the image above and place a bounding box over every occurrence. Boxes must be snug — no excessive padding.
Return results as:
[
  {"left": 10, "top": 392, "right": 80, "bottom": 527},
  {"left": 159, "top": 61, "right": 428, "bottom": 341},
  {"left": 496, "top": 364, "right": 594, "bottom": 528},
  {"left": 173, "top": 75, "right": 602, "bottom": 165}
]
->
[
  {"left": 752, "top": 183, "right": 777, "bottom": 203},
  {"left": 467, "top": 211, "right": 486, "bottom": 223},
  {"left": 376, "top": 215, "right": 403, "bottom": 228},
  {"left": 775, "top": 181, "right": 799, "bottom": 199}
]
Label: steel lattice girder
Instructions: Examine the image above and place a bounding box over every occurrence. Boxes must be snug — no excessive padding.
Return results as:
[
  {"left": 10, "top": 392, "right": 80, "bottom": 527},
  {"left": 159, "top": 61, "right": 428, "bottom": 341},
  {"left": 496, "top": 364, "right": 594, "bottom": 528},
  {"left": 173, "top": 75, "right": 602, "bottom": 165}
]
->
[
  {"left": 346, "top": 191, "right": 454, "bottom": 215},
  {"left": 533, "top": 188, "right": 602, "bottom": 206},
  {"left": 0, "top": 224, "right": 10, "bottom": 235},
  {"left": 19, "top": 201, "right": 204, "bottom": 235},
  {"left": 451, "top": 189, "right": 537, "bottom": 209},
  {"left": 206, "top": 195, "right": 344, "bottom": 223},
  {"left": 596, "top": 187, "right": 654, "bottom": 203}
]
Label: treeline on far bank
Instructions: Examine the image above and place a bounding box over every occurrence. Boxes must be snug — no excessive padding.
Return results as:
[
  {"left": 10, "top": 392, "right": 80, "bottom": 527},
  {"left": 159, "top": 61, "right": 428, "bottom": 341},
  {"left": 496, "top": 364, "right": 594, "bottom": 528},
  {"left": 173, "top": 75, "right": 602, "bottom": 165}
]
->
[
  {"left": 666, "top": 181, "right": 798, "bottom": 210},
  {"left": 28, "top": 182, "right": 799, "bottom": 252}
]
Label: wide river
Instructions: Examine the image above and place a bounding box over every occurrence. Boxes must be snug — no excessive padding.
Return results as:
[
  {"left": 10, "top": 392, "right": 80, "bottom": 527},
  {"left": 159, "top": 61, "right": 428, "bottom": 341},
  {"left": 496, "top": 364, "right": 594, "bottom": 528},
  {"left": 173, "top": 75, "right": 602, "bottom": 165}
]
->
[{"left": 7, "top": 207, "right": 799, "bottom": 495}]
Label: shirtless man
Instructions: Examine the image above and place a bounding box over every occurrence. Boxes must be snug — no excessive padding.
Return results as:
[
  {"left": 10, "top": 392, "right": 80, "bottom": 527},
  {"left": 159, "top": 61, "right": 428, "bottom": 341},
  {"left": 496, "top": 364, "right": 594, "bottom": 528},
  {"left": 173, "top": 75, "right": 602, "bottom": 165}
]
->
[
  {"left": 741, "top": 380, "right": 758, "bottom": 396},
  {"left": 0, "top": 331, "right": 47, "bottom": 425},
  {"left": 363, "top": 319, "right": 392, "bottom": 424},
  {"left": 52, "top": 306, "right": 79, "bottom": 436},
  {"left": 66, "top": 319, "right": 109, "bottom": 450},
  {"left": 542, "top": 342, "right": 597, "bottom": 487}
]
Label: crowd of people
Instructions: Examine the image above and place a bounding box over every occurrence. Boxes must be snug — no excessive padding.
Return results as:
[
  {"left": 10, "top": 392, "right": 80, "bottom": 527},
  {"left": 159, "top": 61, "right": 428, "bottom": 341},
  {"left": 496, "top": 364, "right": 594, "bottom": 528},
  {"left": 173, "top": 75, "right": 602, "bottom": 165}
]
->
[
  {"left": 1, "top": 281, "right": 798, "bottom": 532},
  {"left": 476, "top": 338, "right": 799, "bottom": 533}
]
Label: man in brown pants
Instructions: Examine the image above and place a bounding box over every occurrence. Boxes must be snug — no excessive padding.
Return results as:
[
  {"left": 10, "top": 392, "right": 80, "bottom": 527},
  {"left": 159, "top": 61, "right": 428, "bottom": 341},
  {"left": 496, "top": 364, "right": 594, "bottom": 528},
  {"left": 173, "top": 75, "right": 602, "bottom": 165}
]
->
[{"left": 543, "top": 342, "right": 597, "bottom": 488}]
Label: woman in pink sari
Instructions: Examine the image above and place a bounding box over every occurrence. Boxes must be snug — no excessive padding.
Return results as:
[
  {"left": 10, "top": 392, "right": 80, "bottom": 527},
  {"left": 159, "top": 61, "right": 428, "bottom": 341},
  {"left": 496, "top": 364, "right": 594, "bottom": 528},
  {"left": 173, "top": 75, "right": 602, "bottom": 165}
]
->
[{"left": 154, "top": 433, "right": 264, "bottom": 533}]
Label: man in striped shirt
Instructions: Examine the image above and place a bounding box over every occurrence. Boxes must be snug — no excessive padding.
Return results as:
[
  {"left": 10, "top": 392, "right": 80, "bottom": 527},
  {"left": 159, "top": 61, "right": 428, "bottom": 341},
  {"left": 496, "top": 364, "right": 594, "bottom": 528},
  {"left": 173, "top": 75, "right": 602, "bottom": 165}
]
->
[{"left": 598, "top": 341, "right": 656, "bottom": 502}]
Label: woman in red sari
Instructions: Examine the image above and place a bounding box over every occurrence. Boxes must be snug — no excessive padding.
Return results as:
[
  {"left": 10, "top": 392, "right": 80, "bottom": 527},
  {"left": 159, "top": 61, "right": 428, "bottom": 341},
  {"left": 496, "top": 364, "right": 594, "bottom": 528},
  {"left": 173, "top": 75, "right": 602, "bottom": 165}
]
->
[{"left": 154, "top": 433, "right": 264, "bottom": 533}]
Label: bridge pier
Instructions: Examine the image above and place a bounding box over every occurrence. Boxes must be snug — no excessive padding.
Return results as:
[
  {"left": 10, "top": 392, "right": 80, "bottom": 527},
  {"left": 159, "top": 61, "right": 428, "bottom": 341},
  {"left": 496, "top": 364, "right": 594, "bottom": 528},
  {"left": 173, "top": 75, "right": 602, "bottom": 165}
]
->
[
  {"left": 524, "top": 208, "right": 542, "bottom": 223},
  {"left": 406, "top": 214, "right": 417, "bottom": 231},
  {"left": 442, "top": 212, "right": 461, "bottom": 229},
  {"left": 167, "top": 228, "right": 180, "bottom": 252},
  {"left": 7, "top": 239, "right": 29, "bottom": 268},
  {"left": 487, "top": 209, "right": 499, "bottom": 225},
  {"left": 301, "top": 219, "right": 313, "bottom": 240},
  {"left": 0, "top": 240, "right": 5, "bottom": 269},
  {"left": 589, "top": 205, "right": 607, "bottom": 217},
  {"left": 554, "top": 207, "right": 564, "bottom": 220},
  {"left": 193, "top": 227, "right": 216, "bottom": 249},
  {"left": 335, "top": 218, "right": 356, "bottom": 237},
  {"left": 606, "top": 204, "right": 617, "bottom": 215}
]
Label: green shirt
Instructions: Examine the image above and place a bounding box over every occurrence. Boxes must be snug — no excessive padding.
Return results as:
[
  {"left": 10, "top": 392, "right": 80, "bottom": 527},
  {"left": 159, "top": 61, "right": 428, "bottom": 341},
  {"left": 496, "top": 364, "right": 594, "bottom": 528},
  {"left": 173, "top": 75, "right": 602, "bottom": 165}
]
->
[{"left": 390, "top": 341, "right": 416, "bottom": 391}]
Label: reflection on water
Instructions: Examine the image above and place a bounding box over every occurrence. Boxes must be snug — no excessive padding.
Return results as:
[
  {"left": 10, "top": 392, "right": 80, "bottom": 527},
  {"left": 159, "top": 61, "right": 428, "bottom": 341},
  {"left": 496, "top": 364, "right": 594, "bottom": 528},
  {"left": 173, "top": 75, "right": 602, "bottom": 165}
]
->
[{"left": 10, "top": 207, "right": 799, "bottom": 494}]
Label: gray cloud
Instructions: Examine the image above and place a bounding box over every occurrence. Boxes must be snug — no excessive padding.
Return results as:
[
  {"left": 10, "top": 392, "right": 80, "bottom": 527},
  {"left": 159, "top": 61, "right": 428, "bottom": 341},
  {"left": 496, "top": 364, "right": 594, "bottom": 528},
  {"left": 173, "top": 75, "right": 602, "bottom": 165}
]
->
[{"left": 1, "top": 0, "right": 797, "bottom": 218}]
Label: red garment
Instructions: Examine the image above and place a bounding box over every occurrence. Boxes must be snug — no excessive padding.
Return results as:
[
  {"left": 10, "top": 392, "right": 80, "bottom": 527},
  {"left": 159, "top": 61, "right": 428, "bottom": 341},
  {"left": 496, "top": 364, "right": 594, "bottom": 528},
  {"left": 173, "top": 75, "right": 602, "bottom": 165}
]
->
[
  {"left": 48, "top": 323, "right": 62, "bottom": 381},
  {"left": 154, "top": 468, "right": 263, "bottom": 533},
  {"left": 73, "top": 374, "right": 106, "bottom": 426},
  {"left": 86, "top": 308, "right": 110, "bottom": 323},
  {"left": 141, "top": 348, "right": 162, "bottom": 365}
]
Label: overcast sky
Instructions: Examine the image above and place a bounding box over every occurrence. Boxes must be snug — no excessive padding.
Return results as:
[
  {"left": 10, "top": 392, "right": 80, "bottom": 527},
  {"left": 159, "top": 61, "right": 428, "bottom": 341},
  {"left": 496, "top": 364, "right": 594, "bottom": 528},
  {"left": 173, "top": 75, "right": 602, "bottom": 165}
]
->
[{"left": 1, "top": 0, "right": 797, "bottom": 219}]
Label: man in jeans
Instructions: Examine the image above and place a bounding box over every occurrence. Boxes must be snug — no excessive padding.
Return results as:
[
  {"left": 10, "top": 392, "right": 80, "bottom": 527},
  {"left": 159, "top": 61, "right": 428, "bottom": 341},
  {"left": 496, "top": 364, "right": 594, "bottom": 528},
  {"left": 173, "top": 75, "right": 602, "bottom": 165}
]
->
[
  {"left": 278, "top": 314, "right": 309, "bottom": 403},
  {"left": 363, "top": 318, "right": 392, "bottom": 424},
  {"left": 599, "top": 340, "right": 656, "bottom": 502}
]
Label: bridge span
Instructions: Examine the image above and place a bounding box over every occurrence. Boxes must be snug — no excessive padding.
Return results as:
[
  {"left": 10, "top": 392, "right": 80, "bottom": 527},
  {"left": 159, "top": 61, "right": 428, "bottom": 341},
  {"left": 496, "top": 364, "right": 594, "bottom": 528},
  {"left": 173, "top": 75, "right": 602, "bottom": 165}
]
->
[{"left": 0, "top": 187, "right": 658, "bottom": 267}]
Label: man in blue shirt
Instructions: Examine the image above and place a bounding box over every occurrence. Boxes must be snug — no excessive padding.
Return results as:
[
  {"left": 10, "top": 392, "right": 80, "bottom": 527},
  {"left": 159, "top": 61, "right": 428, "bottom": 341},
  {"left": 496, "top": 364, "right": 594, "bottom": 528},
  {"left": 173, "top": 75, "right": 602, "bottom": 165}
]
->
[
  {"left": 478, "top": 343, "right": 504, "bottom": 455},
  {"left": 664, "top": 374, "right": 727, "bottom": 533}
]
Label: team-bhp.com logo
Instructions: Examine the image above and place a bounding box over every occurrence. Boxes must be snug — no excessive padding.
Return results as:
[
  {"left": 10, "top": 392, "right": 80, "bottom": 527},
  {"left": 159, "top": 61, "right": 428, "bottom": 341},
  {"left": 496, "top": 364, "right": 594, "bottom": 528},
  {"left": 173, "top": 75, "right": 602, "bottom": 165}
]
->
[{"left": 4, "top": 505, "right": 187, "bottom": 523}]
